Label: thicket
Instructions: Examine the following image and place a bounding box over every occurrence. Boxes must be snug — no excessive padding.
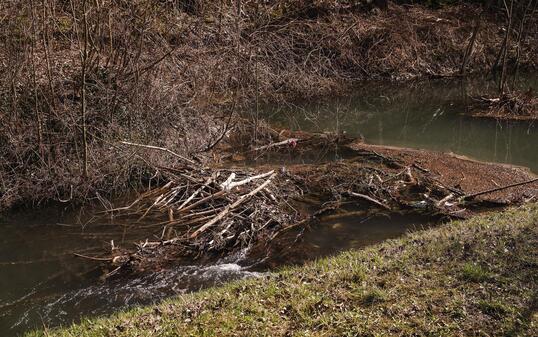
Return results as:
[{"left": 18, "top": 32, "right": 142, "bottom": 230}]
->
[{"left": 0, "top": 0, "right": 536, "bottom": 210}]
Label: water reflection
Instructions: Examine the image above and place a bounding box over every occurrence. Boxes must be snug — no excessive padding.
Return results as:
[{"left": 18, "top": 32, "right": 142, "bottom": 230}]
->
[{"left": 263, "top": 77, "right": 537, "bottom": 172}]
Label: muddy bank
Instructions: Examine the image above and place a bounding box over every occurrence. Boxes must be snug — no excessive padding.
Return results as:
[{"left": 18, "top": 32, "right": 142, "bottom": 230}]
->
[
  {"left": 2, "top": 1, "right": 538, "bottom": 212},
  {"left": 229, "top": 126, "right": 538, "bottom": 204},
  {"left": 99, "top": 128, "right": 537, "bottom": 275}
]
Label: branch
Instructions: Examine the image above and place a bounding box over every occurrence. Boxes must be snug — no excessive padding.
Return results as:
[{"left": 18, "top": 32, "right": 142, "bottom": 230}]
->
[
  {"left": 221, "top": 170, "right": 275, "bottom": 191},
  {"left": 462, "top": 177, "right": 538, "bottom": 200},
  {"left": 120, "top": 141, "right": 196, "bottom": 165},
  {"left": 349, "top": 192, "right": 390, "bottom": 210},
  {"left": 254, "top": 138, "right": 298, "bottom": 151},
  {"left": 190, "top": 172, "right": 277, "bottom": 238}
]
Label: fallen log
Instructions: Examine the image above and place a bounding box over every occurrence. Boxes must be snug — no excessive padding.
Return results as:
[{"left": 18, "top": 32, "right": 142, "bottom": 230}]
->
[{"left": 462, "top": 177, "right": 538, "bottom": 201}]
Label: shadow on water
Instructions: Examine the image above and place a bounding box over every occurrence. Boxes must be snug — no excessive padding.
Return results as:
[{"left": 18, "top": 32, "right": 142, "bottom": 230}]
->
[{"left": 247, "top": 206, "right": 439, "bottom": 270}]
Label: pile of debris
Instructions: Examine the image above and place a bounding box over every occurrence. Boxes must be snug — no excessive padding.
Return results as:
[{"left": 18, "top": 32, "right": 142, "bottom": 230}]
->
[
  {"left": 103, "top": 165, "right": 304, "bottom": 273},
  {"left": 470, "top": 89, "right": 538, "bottom": 120},
  {"left": 95, "top": 128, "right": 537, "bottom": 275}
]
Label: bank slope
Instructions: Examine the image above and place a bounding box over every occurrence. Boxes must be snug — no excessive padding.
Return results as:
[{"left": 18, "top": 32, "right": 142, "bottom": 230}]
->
[{"left": 30, "top": 204, "right": 538, "bottom": 336}]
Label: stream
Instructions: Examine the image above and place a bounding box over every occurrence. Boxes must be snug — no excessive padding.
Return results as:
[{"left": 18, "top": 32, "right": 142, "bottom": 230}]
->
[
  {"left": 1, "top": 77, "right": 536, "bottom": 336},
  {"left": 262, "top": 77, "right": 537, "bottom": 172}
]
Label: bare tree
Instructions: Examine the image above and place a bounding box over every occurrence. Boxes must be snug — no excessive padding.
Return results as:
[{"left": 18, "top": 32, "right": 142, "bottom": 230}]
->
[{"left": 499, "top": 0, "right": 514, "bottom": 94}]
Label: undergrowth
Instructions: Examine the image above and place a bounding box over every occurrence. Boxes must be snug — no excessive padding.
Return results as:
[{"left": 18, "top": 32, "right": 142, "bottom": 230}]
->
[{"left": 1, "top": 1, "right": 536, "bottom": 211}]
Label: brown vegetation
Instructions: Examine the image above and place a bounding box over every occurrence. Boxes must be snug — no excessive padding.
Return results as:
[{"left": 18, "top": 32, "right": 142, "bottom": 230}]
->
[{"left": 1, "top": 1, "right": 537, "bottom": 211}]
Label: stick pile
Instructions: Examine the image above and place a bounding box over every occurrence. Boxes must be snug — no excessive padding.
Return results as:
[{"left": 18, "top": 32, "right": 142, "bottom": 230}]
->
[
  {"left": 470, "top": 90, "right": 538, "bottom": 120},
  {"left": 98, "top": 134, "right": 537, "bottom": 274},
  {"left": 106, "top": 166, "right": 302, "bottom": 269}
]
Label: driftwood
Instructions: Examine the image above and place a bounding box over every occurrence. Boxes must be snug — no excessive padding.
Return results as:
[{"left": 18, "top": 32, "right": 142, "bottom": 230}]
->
[
  {"left": 462, "top": 177, "right": 538, "bottom": 200},
  {"left": 221, "top": 171, "right": 274, "bottom": 191},
  {"left": 191, "top": 172, "right": 277, "bottom": 238},
  {"left": 120, "top": 141, "right": 197, "bottom": 165},
  {"left": 349, "top": 192, "right": 390, "bottom": 210},
  {"left": 178, "top": 174, "right": 218, "bottom": 210},
  {"left": 253, "top": 138, "right": 298, "bottom": 151}
]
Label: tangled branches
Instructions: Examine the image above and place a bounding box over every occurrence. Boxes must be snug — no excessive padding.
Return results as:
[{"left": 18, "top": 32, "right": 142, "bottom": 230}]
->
[
  {"left": 104, "top": 165, "right": 303, "bottom": 272},
  {"left": 102, "top": 136, "right": 523, "bottom": 274},
  {"left": 470, "top": 88, "right": 538, "bottom": 120}
]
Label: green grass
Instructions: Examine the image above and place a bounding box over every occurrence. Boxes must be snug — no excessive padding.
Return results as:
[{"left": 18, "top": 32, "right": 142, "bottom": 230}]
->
[
  {"left": 479, "top": 300, "right": 513, "bottom": 319},
  {"left": 460, "top": 262, "right": 492, "bottom": 282},
  {"left": 29, "top": 204, "right": 538, "bottom": 336}
]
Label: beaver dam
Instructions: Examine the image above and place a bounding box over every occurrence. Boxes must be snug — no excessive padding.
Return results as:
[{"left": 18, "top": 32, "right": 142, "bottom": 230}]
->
[
  {"left": 95, "top": 125, "right": 538, "bottom": 275},
  {"left": 2, "top": 80, "right": 537, "bottom": 335}
]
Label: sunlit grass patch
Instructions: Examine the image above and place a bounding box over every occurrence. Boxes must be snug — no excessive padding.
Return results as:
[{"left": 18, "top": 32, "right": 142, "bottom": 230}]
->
[{"left": 460, "top": 263, "right": 492, "bottom": 282}]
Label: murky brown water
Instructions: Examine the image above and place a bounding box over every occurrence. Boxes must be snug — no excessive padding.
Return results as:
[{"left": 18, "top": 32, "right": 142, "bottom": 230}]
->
[{"left": 0, "top": 205, "right": 434, "bottom": 336}]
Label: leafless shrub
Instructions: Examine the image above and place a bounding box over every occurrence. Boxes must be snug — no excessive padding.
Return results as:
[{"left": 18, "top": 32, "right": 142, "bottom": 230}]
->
[{"left": 0, "top": 1, "right": 536, "bottom": 210}]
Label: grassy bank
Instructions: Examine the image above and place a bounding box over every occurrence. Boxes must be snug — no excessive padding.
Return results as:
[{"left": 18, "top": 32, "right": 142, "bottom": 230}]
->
[
  {"left": 1, "top": 1, "right": 537, "bottom": 211},
  {"left": 30, "top": 204, "right": 538, "bottom": 336}
]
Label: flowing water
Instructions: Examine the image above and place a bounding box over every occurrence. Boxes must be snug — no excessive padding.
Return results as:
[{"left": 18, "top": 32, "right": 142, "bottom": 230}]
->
[
  {"left": 0, "top": 205, "right": 431, "bottom": 336},
  {"left": 1, "top": 77, "right": 537, "bottom": 336}
]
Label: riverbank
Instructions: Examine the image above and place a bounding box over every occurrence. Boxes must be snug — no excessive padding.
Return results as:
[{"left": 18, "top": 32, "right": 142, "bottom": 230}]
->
[
  {"left": 28, "top": 204, "right": 538, "bottom": 336},
  {"left": 1, "top": 1, "right": 537, "bottom": 212}
]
